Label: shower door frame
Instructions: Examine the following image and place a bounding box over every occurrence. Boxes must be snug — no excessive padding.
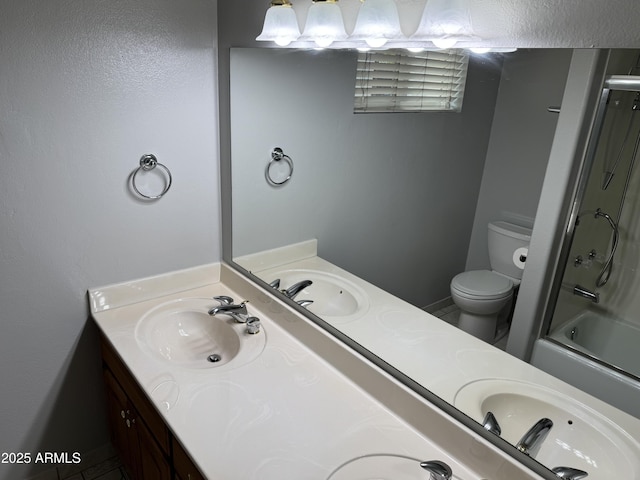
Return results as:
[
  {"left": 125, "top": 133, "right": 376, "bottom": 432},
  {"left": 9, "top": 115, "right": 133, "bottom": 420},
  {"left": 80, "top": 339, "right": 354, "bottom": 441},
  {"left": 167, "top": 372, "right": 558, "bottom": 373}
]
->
[{"left": 541, "top": 75, "right": 640, "bottom": 376}]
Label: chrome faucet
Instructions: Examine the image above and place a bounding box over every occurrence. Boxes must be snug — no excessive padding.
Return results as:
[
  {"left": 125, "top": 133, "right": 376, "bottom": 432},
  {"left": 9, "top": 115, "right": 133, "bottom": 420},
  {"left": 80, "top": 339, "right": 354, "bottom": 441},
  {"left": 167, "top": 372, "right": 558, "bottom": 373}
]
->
[
  {"left": 516, "top": 418, "right": 553, "bottom": 457},
  {"left": 208, "top": 300, "right": 248, "bottom": 322},
  {"left": 419, "top": 460, "right": 452, "bottom": 480},
  {"left": 552, "top": 466, "right": 589, "bottom": 479},
  {"left": 281, "top": 280, "right": 312, "bottom": 300}
]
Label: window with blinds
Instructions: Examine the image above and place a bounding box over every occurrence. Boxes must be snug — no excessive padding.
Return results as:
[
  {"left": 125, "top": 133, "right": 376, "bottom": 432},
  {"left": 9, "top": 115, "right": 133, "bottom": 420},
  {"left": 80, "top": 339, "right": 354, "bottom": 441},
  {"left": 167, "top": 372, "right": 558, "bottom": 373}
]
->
[{"left": 354, "top": 50, "right": 469, "bottom": 113}]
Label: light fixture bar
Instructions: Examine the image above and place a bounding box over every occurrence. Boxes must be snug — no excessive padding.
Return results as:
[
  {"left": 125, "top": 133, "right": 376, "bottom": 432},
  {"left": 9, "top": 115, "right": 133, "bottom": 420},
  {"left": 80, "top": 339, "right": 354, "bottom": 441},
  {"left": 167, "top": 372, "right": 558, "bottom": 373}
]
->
[{"left": 256, "top": 0, "right": 512, "bottom": 52}]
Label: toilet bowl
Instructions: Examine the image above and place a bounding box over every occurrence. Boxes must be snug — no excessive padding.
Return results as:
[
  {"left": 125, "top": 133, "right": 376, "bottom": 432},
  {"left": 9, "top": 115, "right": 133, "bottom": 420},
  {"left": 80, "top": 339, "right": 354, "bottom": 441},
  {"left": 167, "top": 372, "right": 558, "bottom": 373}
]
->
[
  {"left": 451, "top": 270, "right": 514, "bottom": 342},
  {"left": 450, "top": 221, "right": 532, "bottom": 343}
]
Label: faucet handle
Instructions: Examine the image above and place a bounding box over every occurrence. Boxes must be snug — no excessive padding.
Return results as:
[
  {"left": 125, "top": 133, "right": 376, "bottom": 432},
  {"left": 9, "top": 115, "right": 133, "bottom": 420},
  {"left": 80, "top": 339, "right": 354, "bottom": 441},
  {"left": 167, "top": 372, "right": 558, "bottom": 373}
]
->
[
  {"left": 419, "top": 460, "right": 452, "bottom": 480},
  {"left": 213, "top": 295, "right": 235, "bottom": 305},
  {"left": 482, "top": 411, "right": 502, "bottom": 436},
  {"left": 269, "top": 278, "right": 280, "bottom": 289},
  {"left": 551, "top": 466, "right": 589, "bottom": 479},
  {"left": 245, "top": 317, "right": 261, "bottom": 334}
]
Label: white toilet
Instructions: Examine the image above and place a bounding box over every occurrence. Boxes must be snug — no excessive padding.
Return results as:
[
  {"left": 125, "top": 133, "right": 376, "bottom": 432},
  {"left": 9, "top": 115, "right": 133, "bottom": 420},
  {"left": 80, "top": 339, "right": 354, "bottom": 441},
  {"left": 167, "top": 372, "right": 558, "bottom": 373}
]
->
[{"left": 450, "top": 221, "right": 532, "bottom": 343}]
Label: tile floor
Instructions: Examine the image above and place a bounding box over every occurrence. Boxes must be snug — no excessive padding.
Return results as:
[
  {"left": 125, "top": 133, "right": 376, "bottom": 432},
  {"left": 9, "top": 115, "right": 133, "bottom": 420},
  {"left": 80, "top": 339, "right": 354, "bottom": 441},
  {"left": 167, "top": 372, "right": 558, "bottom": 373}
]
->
[
  {"left": 27, "top": 445, "right": 126, "bottom": 480},
  {"left": 57, "top": 455, "right": 126, "bottom": 480},
  {"left": 427, "top": 298, "right": 509, "bottom": 351}
]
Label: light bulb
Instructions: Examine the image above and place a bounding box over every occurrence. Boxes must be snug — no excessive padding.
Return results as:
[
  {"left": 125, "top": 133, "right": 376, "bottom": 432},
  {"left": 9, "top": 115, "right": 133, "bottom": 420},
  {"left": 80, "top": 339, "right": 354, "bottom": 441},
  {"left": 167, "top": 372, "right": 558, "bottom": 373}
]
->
[
  {"left": 432, "top": 37, "right": 457, "bottom": 49},
  {"left": 274, "top": 37, "right": 293, "bottom": 47},
  {"left": 365, "top": 37, "right": 388, "bottom": 48},
  {"left": 315, "top": 36, "right": 335, "bottom": 48}
]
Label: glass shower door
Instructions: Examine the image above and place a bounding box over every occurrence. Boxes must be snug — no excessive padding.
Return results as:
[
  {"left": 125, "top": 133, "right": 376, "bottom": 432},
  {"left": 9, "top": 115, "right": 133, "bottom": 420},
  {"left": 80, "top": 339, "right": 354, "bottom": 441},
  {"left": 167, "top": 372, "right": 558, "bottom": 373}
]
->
[{"left": 544, "top": 79, "right": 640, "bottom": 380}]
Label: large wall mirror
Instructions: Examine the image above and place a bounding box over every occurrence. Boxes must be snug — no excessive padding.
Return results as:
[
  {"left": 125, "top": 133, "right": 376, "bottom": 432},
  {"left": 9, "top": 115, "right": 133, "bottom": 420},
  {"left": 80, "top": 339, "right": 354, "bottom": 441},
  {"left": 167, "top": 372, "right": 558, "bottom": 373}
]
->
[{"left": 225, "top": 43, "right": 640, "bottom": 477}]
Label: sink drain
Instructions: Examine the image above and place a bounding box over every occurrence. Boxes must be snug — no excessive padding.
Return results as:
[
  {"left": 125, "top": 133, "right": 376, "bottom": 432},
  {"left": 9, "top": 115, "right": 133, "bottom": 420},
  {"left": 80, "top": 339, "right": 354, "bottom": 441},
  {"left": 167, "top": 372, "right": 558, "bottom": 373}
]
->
[{"left": 207, "top": 354, "right": 222, "bottom": 363}]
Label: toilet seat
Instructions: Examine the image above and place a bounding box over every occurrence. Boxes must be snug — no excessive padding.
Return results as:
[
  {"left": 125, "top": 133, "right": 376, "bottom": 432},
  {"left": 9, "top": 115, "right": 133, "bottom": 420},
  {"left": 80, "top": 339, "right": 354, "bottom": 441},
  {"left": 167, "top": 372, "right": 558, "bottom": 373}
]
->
[{"left": 451, "top": 270, "right": 513, "bottom": 300}]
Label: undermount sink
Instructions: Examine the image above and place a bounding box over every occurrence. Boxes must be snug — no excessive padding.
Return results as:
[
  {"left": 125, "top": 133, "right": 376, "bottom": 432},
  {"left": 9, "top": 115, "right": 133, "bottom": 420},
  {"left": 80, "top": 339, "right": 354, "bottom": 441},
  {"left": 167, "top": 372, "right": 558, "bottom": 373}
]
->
[
  {"left": 135, "top": 298, "right": 266, "bottom": 370},
  {"left": 327, "top": 455, "right": 455, "bottom": 480},
  {"left": 454, "top": 379, "right": 640, "bottom": 479},
  {"left": 270, "top": 269, "right": 369, "bottom": 320}
]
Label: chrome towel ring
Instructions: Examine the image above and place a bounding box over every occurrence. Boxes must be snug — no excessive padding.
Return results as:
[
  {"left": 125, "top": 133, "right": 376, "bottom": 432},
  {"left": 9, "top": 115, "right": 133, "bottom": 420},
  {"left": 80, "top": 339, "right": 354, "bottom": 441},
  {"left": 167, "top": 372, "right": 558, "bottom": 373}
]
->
[
  {"left": 132, "top": 154, "right": 172, "bottom": 199},
  {"left": 266, "top": 147, "right": 293, "bottom": 186}
]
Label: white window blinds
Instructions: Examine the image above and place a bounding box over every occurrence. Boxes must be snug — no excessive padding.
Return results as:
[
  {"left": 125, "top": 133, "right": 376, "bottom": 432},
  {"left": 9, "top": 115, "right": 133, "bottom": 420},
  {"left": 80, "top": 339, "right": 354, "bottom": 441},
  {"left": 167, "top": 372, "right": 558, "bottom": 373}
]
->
[{"left": 354, "top": 50, "right": 469, "bottom": 113}]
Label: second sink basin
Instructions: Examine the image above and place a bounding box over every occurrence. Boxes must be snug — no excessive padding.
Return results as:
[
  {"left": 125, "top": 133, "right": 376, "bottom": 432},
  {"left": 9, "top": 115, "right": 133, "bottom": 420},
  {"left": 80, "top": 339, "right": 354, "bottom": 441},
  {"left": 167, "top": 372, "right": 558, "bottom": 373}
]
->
[
  {"left": 270, "top": 269, "right": 369, "bottom": 321},
  {"left": 327, "top": 454, "right": 451, "bottom": 480},
  {"left": 135, "top": 298, "right": 266, "bottom": 370},
  {"left": 454, "top": 379, "right": 640, "bottom": 479}
]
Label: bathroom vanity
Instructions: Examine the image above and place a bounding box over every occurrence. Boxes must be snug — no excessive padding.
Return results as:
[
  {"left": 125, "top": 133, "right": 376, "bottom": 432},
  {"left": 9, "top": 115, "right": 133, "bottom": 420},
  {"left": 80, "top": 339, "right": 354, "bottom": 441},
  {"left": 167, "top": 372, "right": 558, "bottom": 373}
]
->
[
  {"left": 90, "top": 263, "right": 543, "bottom": 480},
  {"left": 235, "top": 240, "right": 640, "bottom": 479}
]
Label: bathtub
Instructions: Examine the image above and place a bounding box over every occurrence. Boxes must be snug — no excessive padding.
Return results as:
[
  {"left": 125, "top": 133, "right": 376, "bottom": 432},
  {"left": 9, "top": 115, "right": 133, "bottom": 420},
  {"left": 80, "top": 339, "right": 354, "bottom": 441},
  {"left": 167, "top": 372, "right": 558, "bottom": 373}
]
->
[
  {"left": 552, "top": 311, "right": 640, "bottom": 377},
  {"left": 531, "top": 311, "right": 640, "bottom": 419}
]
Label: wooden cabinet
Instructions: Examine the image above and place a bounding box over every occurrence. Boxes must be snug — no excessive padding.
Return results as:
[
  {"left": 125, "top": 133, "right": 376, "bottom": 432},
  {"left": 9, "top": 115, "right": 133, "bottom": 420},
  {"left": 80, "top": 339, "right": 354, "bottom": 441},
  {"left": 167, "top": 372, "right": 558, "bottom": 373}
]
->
[
  {"left": 173, "top": 437, "right": 207, "bottom": 480},
  {"left": 101, "top": 338, "right": 205, "bottom": 480},
  {"left": 104, "top": 369, "right": 140, "bottom": 475}
]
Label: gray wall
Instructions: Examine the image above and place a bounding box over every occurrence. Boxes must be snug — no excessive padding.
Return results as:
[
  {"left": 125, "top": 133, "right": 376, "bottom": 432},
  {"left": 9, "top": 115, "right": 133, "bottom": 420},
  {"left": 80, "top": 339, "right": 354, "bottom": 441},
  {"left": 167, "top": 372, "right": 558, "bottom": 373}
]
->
[
  {"left": 230, "top": 48, "right": 501, "bottom": 307},
  {"left": 0, "top": 1, "right": 220, "bottom": 478},
  {"left": 465, "top": 50, "right": 573, "bottom": 270}
]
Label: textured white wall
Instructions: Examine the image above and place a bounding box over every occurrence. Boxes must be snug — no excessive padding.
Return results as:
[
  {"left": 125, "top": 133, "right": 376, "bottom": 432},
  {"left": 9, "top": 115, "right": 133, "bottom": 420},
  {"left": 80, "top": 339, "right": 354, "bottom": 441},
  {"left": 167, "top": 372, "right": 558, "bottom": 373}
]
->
[{"left": 0, "top": 1, "right": 219, "bottom": 478}]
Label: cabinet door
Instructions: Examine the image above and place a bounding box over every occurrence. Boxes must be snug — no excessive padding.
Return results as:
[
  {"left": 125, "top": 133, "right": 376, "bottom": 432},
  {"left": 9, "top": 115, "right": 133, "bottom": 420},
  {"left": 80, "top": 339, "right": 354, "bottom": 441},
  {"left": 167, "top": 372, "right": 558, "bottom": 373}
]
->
[
  {"left": 101, "top": 339, "right": 170, "bottom": 452},
  {"left": 104, "top": 369, "right": 139, "bottom": 478},
  {"left": 136, "top": 414, "right": 172, "bottom": 480},
  {"left": 173, "top": 438, "right": 206, "bottom": 480}
]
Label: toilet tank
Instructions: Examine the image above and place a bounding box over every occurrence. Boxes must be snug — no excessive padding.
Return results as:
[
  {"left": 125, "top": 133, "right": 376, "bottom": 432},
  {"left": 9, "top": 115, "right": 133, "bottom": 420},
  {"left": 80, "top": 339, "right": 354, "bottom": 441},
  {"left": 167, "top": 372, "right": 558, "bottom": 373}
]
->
[{"left": 487, "top": 221, "right": 532, "bottom": 280}]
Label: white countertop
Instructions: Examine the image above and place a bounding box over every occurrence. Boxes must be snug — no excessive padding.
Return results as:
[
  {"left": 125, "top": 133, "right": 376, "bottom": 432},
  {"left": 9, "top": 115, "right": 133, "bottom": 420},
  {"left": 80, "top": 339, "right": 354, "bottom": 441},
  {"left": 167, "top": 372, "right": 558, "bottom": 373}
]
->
[
  {"left": 237, "top": 241, "right": 640, "bottom": 479},
  {"left": 89, "top": 263, "right": 542, "bottom": 480}
]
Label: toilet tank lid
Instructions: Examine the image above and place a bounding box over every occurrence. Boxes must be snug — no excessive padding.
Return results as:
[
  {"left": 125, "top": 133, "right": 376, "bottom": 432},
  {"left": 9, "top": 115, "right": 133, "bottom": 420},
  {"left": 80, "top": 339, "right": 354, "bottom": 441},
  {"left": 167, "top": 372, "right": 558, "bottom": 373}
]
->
[{"left": 488, "top": 221, "right": 532, "bottom": 241}]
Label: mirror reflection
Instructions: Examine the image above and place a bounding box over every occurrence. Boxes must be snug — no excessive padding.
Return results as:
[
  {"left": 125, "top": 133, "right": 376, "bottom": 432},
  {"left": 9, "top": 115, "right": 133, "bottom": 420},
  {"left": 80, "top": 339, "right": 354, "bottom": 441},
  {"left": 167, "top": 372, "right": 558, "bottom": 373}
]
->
[
  {"left": 535, "top": 76, "right": 640, "bottom": 419},
  {"left": 230, "top": 47, "right": 640, "bottom": 477},
  {"left": 232, "top": 47, "right": 570, "bottom": 306}
]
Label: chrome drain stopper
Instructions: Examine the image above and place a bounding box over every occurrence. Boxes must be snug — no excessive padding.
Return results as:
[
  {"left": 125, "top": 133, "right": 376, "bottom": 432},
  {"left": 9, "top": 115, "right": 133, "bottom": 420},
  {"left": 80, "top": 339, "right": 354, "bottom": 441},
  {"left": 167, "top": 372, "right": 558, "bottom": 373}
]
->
[{"left": 207, "top": 354, "right": 222, "bottom": 363}]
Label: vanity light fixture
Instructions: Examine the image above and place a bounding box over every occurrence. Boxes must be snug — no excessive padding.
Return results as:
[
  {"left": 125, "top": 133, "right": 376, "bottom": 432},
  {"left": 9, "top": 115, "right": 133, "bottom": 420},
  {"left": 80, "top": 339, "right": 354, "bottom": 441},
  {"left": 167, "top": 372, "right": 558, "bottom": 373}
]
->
[
  {"left": 351, "top": 0, "right": 403, "bottom": 48},
  {"left": 256, "top": 0, "right": 489, "bottom": 51},
  {"left": 256, "top": 0, "right": 301, "bottom": 47},
  {"left": 300, "top": 0, "right": 348, "bottom": 48}
]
